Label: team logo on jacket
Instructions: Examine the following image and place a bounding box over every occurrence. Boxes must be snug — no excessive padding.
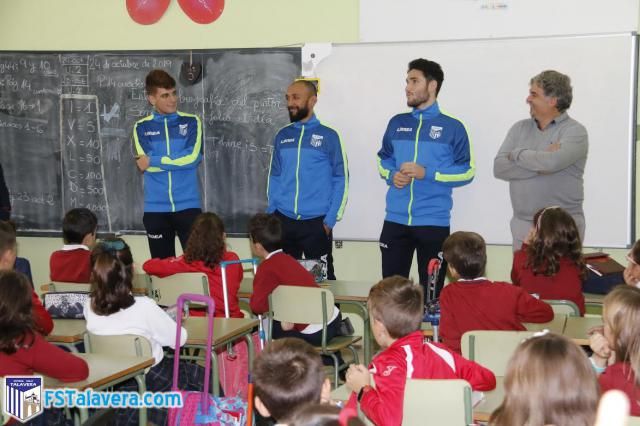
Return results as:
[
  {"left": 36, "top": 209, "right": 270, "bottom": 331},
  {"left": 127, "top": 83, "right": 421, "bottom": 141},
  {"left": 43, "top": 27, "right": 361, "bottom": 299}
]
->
[
  {"left": 179, "top": 123, "right": 188, "bottom": 136},
  {"left": 429, "top": 126, "right": 443, "bottom": 139},
  {"left": 310, "top": 134, "right": 323, "bottom": 148},
  {"left": 382, "top": 365, "right": 398, "bottom": 376}
]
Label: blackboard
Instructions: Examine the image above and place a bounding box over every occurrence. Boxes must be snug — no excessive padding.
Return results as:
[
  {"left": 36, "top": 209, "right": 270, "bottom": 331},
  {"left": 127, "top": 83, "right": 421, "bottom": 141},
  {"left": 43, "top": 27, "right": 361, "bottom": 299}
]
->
[{"left": 0, "top": 48, "right": 301, "bottom": 234}]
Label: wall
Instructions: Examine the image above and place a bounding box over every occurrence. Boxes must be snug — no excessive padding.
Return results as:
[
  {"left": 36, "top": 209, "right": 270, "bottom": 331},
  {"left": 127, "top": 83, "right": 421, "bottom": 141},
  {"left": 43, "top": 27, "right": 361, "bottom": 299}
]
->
[{"left": 3, "top": 0, "right": 637, "bottom": 289}]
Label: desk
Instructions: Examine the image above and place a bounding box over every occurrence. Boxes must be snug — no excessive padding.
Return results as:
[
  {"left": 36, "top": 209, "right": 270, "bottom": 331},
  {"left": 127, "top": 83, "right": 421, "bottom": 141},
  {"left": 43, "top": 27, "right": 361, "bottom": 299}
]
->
[
  {"left": 240, "top": 277, "right": 374, "bottom": 364},
  {"left": 421, "top": 316, "right": 567, "bottom": 340},
  {"left": 47, "top": 319, "right": 86, "bottom": 352},
  {"left": 44, "top": 353, "right": 153, "bottom": 424},
  {"left": 473, "top": 376, "right": 504, "bottom": 422},
  {"left": 183, "top": 317, "right": 259, "bottom": 396},
  {"left": 563, "top": 316, "right": 603, "bottom": 345}
]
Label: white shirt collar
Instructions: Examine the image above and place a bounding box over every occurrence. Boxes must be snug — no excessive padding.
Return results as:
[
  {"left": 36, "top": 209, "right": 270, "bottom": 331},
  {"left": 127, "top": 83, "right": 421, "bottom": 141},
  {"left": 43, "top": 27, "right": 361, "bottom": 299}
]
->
[
  {"left": 457, "top": 276, "right": 488, "bottom": 282},
  {"left": 62, "top": 244, "right": 90, "bottom": 251},
  {"left": 265, "top": 249, "right": 283, "bottom": 260}
]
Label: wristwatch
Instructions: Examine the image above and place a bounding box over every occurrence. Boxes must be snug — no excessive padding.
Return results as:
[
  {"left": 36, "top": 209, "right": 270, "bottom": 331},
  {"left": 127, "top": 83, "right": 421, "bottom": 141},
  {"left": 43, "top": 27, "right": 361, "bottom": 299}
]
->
[{"left": 357, "top": 385, "right": 372, "bottom": 402}]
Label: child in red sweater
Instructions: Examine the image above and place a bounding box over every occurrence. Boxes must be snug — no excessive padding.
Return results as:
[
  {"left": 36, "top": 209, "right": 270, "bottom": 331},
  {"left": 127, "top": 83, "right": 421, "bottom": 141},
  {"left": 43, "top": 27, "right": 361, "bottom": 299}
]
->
[
  {"left": 0, "top": 222, "right": 52, "bottom": 335},
  {"left": 345, "top": 276, "right": 496, "bottom": 426},
  {"left": 439, "top": 231, "right": 553, "bottom": 353},
  {"left": 49, "top": 207, "right": 97, "bottom": 283},
  {"left": 511, "top": 206, "right": 586, "bottom": 315},
  {"left": 0, "top": 270, "right": 88, "bottom": 425},
  {"left": 143, "top": 212, "right": 243, "bottom": 318},
  {"left": 248, "top": 213, "right": 348, "bottom": 345},
  {"left": 590, "top": 285, "right": 640, "bottom": 416}
]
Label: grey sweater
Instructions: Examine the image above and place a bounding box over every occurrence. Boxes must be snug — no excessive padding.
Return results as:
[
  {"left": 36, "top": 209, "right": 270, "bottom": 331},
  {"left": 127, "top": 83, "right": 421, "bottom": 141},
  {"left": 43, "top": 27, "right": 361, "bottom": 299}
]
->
[{"left": 493, "top": 112, "right": 588, "bottom": 229}]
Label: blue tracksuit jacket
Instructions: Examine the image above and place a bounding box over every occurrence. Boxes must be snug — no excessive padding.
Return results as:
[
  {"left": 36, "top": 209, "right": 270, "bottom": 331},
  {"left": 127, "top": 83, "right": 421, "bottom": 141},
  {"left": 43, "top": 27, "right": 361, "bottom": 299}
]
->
[
  {"left": 133, "top": 111, "right": 203, "bottom": 213},
  {"left": 377, "top": 102, "right": 475, "bottom": 226},
  {"left": 267, "top": 114, "right": 348, "bottom": 228}
]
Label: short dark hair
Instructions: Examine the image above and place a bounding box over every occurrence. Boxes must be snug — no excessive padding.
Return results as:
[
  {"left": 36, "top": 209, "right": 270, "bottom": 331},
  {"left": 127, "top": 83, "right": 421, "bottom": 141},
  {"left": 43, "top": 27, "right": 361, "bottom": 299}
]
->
[
  {"left": 145, "top": 69, "right": 176, "bottom": 95},
  {"left": 443, "top": 231, "right": 486, "bottom": 279},
  {"left": 253, "top": 338, "right": 325, "bottom": 422},
  {"left": 367, "top": 276, "right": 423, "bottom": 339},
  {"left": 408, "top": 58, "right": 444, "bottom": 96},
  {"left": 0, "top": 271, "right": 35, "bottom": 354},
  {"left": 0, "top": 220, "right": 16, "bottom": 256},
  {"left": 62, "top": 208, "right": 97, "bottom": 244},
  {"left": 90, "top": 238, "right": 134, "bottom": 316},
  {"left": 248, "top": 213, "right": 282, "bottom": 253}
]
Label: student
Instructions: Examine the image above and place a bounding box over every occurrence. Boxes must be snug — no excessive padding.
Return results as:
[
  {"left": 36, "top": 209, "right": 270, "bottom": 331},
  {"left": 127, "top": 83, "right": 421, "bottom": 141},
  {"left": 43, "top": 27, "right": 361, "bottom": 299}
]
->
[
  {"left": 490, "top": 332, "right": 598, "bottom": 426},
  {"left": 589, "top": 285, "right": 640, "bottom": 416},
  {"left": 253, "top": 338, "right": 332, "bottom": 424},
  {"left": 84, "top": 238, "right": 205, "bottom": 426},
  {"left": 49, "top": 207, "right": 97, "bottom": 283},
  {"left": 248, "top": 213, "right": 351, "bottom": 344},
  {"left": 623, "top": 239, "right": 640, "bottom": 287},
  {"left": 0, "top": 270, "right": 89, "bottom": 426},
  {"left": 0, "top": 222, "right": 52, "bottom": 335},
  {"left": 143, "top": 212, "right": 243, "bottom": 318},
  {"left": 439, "top": 231, "right": 553, "bottom": 353},
  {"left": 2, "top": 220, "right": 34, "bottom": 285},
  {"left": 345, "top": 276, "right": 496, "bottom": 426},
  {"left": 511, "top": 206, "right": 586, "bottom": 315}
]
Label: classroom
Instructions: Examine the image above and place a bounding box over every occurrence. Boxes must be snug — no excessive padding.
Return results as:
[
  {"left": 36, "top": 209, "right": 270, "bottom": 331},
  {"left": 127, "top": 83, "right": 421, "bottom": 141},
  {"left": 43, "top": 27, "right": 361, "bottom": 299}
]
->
[{"left": 1, "top": 0, "right": 639, "bottom": 425}]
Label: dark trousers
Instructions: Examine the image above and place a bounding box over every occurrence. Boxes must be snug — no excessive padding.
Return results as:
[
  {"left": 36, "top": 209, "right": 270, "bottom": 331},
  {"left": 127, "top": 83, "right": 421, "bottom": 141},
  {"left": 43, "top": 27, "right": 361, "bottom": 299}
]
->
[
  {"left": 275, "top": 211, "right": 336, "bottom": 280},
  {"left": 143, "top": 208, "right": 201, "bottom": 259},
  {"left": 380, "top": 221, "right": 449, "bottom": 298}
]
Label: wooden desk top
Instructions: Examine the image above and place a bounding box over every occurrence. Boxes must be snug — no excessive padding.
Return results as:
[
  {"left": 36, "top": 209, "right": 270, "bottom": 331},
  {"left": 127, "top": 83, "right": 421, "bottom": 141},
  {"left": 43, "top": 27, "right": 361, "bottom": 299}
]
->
[
  {"left": 564, "top": 316, "right": 603, "bottom": 345},
  {"left": 239, "top": 277, "right": 373, "bottom": 302},
  {"left": 473, "top": 376, "right": 504, "bottom": 422},
  {"left": 584, "top": 293, "right": 605, "bottom": 304},
  {"left": 47, "top": 319, "right": 86, "bottom": 343},
  {"left": 44, "top": 353, "right": 153, "bottom": 390},
  {"left": 523, "top": 315, "right": 567, "bottom": 334},
  {"left": 183, "top": 317, "right": 258, "bottom": 346}
]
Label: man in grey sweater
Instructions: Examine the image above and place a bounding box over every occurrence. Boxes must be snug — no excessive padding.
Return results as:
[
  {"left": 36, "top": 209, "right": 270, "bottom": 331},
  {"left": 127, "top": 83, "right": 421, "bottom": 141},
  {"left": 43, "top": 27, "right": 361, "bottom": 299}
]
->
[{"left": 494, "top": 70, "right": 588, "bottom": 250}]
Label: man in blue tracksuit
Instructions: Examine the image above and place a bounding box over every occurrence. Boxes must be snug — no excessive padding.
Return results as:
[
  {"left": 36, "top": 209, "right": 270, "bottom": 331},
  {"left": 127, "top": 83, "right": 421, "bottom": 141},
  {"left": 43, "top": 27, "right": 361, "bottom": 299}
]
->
[
  {"left": 267, "top": 80, "right": 349, "bottom": 280},
  {"left": 377, "top": 59, "right": 475, "bottom": 297},
  {"left": 133, "top": 69, "right": 203, "bottom": 259}
]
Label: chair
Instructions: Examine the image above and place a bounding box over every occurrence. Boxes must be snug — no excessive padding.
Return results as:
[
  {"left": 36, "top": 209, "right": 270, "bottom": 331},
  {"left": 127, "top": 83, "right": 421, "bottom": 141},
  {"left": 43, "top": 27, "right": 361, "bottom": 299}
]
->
[
  {"left": 544, "top": 299, "right": 580, "bottom": 317},
  {"left": 403, "top": 379, "right": 473, "bottom": 426},
  {"left": 132, "top": 273, "right": 152, "bottom": 295},
  {"left": 83, "top": 333, "right": 153, "bottom": 425},
  {"left": 268, "top": 285, "right": 361, "bottom": 387},
  {"left": 461, "top": 330, "right": 536, "bottom": 376},
  {"left": 49, "top": 281, "right": 91, "bottom": 292},
  {"left": 148, "top": 273, "right": 209, "bottom": 307}
]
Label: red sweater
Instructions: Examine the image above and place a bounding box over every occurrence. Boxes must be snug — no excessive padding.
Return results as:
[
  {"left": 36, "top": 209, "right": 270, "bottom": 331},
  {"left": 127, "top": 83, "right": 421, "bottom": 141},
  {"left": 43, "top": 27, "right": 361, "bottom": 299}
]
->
[
  {"left": 511, "top": 245, "right": 585, "bottom": 315},
  {"left": 250, "top": 251, "right": 318, "bottom": 331},
  {"left": 349, "top": 331, "right": 495, "bottom": 426},
  {"left": 49, "top": 247, "right": 91, "bottom": 283},
  {"left": 439, "top": 279, "right": 554, "bottom": 353},
  {"left": 143, "top": 251, "right": 244, "bottom": 318},
  {"left": 0, "top": 332, "right": 88, "bottom": 380},
  {"left": 31, "top": 291, "right": 53, "bottom": 336},
  {"left": 599, "top": 362, "right": 640, "bottom": 416}
]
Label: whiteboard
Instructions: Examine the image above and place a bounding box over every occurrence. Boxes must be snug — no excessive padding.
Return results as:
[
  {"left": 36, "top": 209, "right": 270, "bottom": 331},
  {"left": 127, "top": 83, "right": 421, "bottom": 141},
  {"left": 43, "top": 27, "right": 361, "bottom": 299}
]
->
[
  {"left": 361, "top": 0, "right": 639, "bottom": 42},
  {"left": 314, "top": 34, "right": 636, "bottom": 247}
]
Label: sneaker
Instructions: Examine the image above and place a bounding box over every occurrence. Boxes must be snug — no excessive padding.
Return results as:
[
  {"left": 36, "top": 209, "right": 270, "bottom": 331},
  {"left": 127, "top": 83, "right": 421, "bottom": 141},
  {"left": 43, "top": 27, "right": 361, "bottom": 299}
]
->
[{"left": 337, "top": 317, "right": 355, "bottom": 336}]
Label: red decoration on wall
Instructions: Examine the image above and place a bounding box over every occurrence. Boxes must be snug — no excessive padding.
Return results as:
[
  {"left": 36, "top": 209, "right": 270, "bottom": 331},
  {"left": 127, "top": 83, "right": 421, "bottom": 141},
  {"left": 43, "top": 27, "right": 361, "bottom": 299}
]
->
[
  {"left": 126, "top": 0, "right": 171, "bottom": 25},
  {"left": 178, "top": 0, "right": 225, "bottom": 24}
]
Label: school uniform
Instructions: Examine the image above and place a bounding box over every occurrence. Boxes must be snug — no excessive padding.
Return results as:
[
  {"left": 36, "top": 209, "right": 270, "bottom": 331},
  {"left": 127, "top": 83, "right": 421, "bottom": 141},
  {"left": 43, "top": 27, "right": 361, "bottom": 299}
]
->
[
  {"left": 49, "top": 244, "right": 91, "bottom": 283},
  {"left": 599, "top": 362, "right": 640, "bottom": 416},
  {"left": 351, "top": 330, "right": 496, "bottom": 426},
  {"left": 439, "top": 278, "right": 554, "bottom": 353},
  {"left": 511, "top": 244, "right": 585, "bottom": 315}
]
